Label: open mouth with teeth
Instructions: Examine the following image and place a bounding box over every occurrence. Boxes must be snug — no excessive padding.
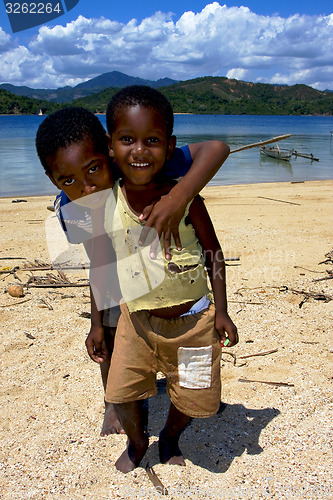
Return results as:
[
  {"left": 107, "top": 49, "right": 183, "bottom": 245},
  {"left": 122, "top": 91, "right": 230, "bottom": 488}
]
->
[{"left": 130, "top": 162, "right": 150, "bottom": 168}]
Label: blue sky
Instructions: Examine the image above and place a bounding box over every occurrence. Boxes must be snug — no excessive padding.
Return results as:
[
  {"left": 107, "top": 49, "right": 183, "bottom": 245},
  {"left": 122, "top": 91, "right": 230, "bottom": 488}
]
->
[{"left": 0, "top": 0, "right": 332, "bottom": 90}]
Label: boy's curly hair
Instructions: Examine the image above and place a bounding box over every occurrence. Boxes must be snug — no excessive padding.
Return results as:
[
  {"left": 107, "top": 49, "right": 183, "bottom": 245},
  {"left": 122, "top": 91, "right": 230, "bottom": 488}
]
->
[
  {"left": 36, "top": 107, "right": 109, "bottom": 173},
  {"left": 106, "top": 85, "right": 174, "bottom": 138}
]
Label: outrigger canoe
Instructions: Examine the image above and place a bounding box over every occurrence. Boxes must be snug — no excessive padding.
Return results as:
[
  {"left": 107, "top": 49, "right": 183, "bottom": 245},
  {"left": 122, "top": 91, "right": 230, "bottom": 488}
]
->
[{"left": 260, "top": 145, "right": 293, "bottom": 161}]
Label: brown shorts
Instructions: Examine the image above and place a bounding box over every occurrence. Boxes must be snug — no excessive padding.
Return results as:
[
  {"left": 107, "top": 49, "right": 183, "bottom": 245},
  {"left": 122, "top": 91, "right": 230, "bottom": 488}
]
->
[{"left": 105, "top": 302, "right": 222, "bottom": 418}]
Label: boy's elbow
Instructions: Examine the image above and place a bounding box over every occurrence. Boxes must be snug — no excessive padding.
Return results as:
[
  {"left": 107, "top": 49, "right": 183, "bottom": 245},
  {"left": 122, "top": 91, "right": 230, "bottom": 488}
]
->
[
  {"left": 211, "top": 140, "right": 230, "bottom": 164},
  {"left": 215, "top": 140, "right": 230, "bottom": 157}
]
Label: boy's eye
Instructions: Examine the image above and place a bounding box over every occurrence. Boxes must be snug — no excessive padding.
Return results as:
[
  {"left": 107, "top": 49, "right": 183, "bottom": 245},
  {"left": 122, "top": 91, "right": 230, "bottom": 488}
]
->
[
  {"left": 120, "top": 136, "right": 133, "bottom": 144},
  {"left": 88, "top": 165, "right": 99, "bottom": 174},
  {"left": 64, "top": 178, "right": 75, "bottom": 186},
  {"left": 147, "top": 137, "right": 159, "bottom": 144}
]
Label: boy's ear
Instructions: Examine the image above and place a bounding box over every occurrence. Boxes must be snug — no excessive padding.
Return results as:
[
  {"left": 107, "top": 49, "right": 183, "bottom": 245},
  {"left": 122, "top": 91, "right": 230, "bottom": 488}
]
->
[
  {"left": 45, "top": 171, "right": 60, "bottom": 189},
  {"left": 166, "top": 135, "right": 176, "bottom": 160},
  {"left": 106, "top": 134, "right": 115, "bottom": 159}
]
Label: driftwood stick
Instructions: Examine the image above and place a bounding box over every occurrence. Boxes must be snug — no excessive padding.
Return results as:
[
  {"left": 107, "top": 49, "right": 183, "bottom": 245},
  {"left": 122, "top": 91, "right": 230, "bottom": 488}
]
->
[
  {"left": 0, "top": 257, "right": 25, "bottom": 260},
  {"left": 239, "top": 348, "right": 278, "bottom": 359},
  {"left": 145, "top": 464, "right": 168, "bottom": 495},
  {"left": 257, "top": 196, "right": 301, "bottom": 206},
  {"left": 230, "top": 134, "right": 292, "bottom": 154},
  {"left": 228, "top": 300, "right": 264, "bottom": 305},
  {"left": 301, "top": 340, "right": 319, "bottom": 345},
  {"left": 0, "top": 297, "right": 32, "bottom": 307},
  {"left": 288, "top": 288, "right": 332, "bottom": 302},
  {"left": 238, "top": 378, "right": 294, "bottom": 387},
  {"left": 22, "top": 265, "right": 53, "bottom": 271},
  {"left": 313, "top": 276, "right": 333, "bottom": 282},
  {"left": 21, "top": 265, "right": 88, "bottom": 272},
  {"left": 26, "top": 282, "right": 89, "bottom": 288},
  {"left": 294, "top": 266, "right": 325, "bottom": 274}
]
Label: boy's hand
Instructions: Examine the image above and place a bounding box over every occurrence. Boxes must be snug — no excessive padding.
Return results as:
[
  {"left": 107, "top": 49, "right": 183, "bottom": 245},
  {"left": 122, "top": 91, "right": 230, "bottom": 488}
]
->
[
  {"left": 85, "top": 324, "right": 108, "bottom": 363},
  {"left": 215, "top": 311, "right": 238, "bottom": 347},
  {"left": 139, "top": 193, "right": 185, "bottom": 260}
]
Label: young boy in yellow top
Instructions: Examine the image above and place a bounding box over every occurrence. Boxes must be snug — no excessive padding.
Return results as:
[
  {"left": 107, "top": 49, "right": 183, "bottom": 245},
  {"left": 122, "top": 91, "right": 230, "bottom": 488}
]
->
[
  {"left": 101, "top": 86, "right": 238, "bottom": 473},
  {"left": 35, "top": 105, "right": 231, "bottom": 437}
]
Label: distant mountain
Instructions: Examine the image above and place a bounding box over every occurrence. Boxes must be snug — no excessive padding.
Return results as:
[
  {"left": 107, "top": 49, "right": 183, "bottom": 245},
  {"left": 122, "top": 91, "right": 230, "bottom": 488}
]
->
[
  {"left": 0, "top": 71, "right": 178, "bottom": 103},
  {"left": 75, "top": 71, "right": 177, "bottom": 91},
  {"left": 1, "top": 76, "right": 332, "bottom": 115}
]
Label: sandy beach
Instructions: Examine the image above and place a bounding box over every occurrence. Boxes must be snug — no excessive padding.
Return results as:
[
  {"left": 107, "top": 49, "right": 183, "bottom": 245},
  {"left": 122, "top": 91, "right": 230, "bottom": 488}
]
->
[{"left": 1, "top": 180, "right": 332, "bottom": 499}]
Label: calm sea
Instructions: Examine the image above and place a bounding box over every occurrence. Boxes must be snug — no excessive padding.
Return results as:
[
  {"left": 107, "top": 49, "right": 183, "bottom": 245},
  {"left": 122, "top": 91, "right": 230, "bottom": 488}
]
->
[{"left": 0, "top": 114, "right": 332, "bottom": 197}]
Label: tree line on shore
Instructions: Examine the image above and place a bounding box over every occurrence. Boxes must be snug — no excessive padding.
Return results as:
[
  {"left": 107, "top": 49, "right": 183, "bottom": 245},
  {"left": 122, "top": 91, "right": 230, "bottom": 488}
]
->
[{"left": 1, "top": 76, "right": 332, "bottom": 115}]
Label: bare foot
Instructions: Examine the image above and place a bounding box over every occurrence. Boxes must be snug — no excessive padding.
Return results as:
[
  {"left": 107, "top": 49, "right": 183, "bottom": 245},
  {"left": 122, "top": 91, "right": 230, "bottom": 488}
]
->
[
  {"left": 100, "top": 402, "right": 125, "bottom": 436},
  {"left": 158, "top": 429, "right": 186, "bottom": 466},
  {"left": 115, "top": 438, "right": 149, "bottom": 474},
  {"left": 115, "top": 449, "right": 137, "bottom": 473}
]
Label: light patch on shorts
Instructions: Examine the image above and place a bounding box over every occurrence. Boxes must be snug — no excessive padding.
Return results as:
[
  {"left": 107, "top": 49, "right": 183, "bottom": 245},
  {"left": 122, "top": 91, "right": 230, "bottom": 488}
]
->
[{"left": 178, "top": 346, "right": 212, "bottom": 389}]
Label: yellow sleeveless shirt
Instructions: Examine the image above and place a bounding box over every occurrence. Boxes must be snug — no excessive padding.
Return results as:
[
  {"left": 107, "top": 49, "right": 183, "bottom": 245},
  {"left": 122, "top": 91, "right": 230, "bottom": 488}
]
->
[{"left": 104, "top": 181, "right": 211, "bottom": 313}]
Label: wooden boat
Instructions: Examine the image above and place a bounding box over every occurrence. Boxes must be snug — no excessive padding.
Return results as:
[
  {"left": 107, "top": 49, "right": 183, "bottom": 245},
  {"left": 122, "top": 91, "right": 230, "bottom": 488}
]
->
[{"left": 260, "top": 145, "right": 293, "bottom": 161}]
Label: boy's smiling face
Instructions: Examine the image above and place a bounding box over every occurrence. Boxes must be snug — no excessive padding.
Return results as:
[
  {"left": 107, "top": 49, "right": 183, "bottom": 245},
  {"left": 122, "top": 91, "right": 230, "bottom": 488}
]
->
[
  {"left": 46, "top": 138, "right": 114, "bottom": 202},
  {"left": 109, "top": 105, "right": 176, "bottom": 188}
]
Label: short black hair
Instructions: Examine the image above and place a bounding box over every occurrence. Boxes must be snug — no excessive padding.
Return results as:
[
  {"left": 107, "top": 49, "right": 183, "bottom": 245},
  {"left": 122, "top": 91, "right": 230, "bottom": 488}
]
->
[
  {"left": 36, "top": 107, "right": 109, "bottom": 174},
  {"left": 106, "top": 85, "right": 174, "bottom": 138}
]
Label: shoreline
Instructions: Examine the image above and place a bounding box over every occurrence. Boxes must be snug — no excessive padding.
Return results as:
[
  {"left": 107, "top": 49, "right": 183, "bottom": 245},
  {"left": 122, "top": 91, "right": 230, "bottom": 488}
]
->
[
  {"left": 2, "top": 178, "right": 332, "bottom": 200},
  {"left": 1, "top": 179, "right": 332, "bottom": 499}
]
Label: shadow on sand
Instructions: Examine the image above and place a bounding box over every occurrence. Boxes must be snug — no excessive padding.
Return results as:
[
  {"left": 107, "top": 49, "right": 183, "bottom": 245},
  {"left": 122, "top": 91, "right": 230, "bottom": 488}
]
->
[{"left": 143, "top": 378, "right": 280, "bottom": 474}]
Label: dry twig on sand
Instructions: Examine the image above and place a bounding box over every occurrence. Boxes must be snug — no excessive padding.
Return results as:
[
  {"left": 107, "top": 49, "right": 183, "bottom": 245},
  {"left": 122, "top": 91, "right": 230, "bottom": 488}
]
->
[
  {"left": 26, "top": 270, "right": 89, "bottom": 289},
  {"left": 238, "top": 378, "right": 294, "bottom": 388},
  {"left": 145, "top": 464, "right": 168, "bottom": 495}
]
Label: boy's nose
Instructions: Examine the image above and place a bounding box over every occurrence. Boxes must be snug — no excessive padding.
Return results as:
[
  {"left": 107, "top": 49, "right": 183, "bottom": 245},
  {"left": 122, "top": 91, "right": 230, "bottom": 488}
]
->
[
  {"left": 82, "top": 182, "right": 96, "bottom": 196},
  {"left": 132, "top": 141, "right": 146, "bottom": 156}
]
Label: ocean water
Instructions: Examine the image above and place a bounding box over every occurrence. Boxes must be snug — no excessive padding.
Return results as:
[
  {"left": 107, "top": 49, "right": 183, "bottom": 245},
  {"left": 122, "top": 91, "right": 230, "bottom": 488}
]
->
[{"left": 0, "top": 114, "right": 332, "bottom": 197}]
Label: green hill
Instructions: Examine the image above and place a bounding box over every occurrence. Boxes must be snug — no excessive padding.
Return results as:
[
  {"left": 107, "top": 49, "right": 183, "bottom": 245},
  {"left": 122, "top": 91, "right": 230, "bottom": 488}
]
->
[
  {"left": 72, "top": 77, "right": 333, "bottom": 115},
  {"left": 161, "top": 77, "right": 333, "bottom": 115},
  {"left": 1, "top": 76, "right": 332, "bottom": 115},
  {"left": 0, "top": 89, "right": 60, "bottom": 115}
]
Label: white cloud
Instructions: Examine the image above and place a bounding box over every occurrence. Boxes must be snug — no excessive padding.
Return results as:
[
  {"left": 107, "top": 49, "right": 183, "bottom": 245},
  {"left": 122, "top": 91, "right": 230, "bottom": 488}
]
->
[
  {"left": 227, "top": 68, "right": 248, "bottom": 80},
  {"left": 0, "top": 27, "right": 12, "bottom": 52},
  {"left": 0, "top": 3, "right": 332, "bottom": 90}
]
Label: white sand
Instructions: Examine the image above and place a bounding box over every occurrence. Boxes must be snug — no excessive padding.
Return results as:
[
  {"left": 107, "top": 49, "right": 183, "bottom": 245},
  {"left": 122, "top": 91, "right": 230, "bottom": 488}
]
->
[{"left": 0, "top": 180, "right": 332, "bottom": 499}]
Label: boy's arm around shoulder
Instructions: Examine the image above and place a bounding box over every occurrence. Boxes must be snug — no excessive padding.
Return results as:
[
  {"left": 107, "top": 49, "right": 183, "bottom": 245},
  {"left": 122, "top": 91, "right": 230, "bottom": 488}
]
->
[
  {"left": 85, "top": 287, "right": 108, "bottom": 364},
  {"left": 85, "top": 206, "right": 110, "bottom": 364},
  {"left": 189, "top": 196, "right": 238, "bottom": 347},
  {"left": 140, "top": 140, "right": 230, "bottom": 259}
]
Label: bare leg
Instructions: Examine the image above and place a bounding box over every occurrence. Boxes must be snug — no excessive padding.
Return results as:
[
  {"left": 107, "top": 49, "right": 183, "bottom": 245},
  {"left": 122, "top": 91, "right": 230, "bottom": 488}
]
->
[
  {"left": 159, "top": 403, "right": 191, "bottom": 466},
  {"left": 100, "top": 328, "right": 125, "bottom": 436},
  {"left": 113, "top": 401, "right": 149, "bottom": 473}
]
